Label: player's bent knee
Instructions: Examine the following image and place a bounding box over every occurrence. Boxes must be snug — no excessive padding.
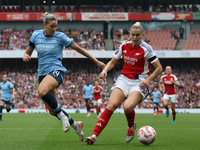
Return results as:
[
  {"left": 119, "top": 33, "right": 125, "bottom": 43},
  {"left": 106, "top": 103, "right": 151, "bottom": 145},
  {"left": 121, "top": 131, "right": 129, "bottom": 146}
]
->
[
  {"left": 106, "top": 103, "right": 117, "bottom": 112},
  {"left": 49, "top": 110, "right": 57, "bottom": 116},
  {"left": 38, "top": 88, "right": 48, "bottom": 97}
]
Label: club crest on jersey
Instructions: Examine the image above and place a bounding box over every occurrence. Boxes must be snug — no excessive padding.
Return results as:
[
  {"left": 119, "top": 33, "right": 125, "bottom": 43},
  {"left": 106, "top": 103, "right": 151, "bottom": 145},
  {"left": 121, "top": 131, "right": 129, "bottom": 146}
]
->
[{"left": 52, "top": 39, "right": 56, "bottom": 43}]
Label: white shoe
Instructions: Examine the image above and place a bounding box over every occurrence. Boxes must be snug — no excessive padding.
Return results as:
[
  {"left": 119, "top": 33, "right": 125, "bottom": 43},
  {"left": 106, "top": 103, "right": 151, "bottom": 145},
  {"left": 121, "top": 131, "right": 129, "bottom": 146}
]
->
[
  {"left": 57, "top": 112, "right": 70, "bottom": 132},
  {"left": 74, "top": 121, "right": 85, "bottom": 141},
  {"left": 125, "top": 123, "right": 137, "bottom": 143},
  {"left": 86, "top": 113, "right": 91, "bottom": 117}
]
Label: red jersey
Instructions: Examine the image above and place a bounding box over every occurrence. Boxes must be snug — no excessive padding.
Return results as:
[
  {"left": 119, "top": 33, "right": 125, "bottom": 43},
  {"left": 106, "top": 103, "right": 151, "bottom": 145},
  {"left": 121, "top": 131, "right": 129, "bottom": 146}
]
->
[
  {"left": 93, "top": 86, "right": 102, "bottom": 101},
  {"left": 114, "top": 41, "right": 158, "bottom": 80},
  {"left": 160, "top": 74, "right": 178, "bottom": 95}
]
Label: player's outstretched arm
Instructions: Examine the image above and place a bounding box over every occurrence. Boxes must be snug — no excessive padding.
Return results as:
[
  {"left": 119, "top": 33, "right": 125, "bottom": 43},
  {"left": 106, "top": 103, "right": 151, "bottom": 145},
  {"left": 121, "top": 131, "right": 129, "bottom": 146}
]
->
[
  {"left": 99, "top": 57, "right": 118, "bottom": 79},
  {"left": 70, "top": 42, "right": 105, "bottom": 69},
  {"left": 23, "top": 47, "right": 34, "bottom": 62}
]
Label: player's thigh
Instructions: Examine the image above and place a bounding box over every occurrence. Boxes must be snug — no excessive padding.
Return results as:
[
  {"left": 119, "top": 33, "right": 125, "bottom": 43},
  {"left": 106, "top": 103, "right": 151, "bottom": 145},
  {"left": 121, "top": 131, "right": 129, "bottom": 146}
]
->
[
  {"left": 123, "top": 91, "right": 143, "bottom": 113},
  {"left": 171, "top": 103, "right": 176, "bottom": 110},
  {"left": 107, "top": 88, "right": 125, "bottom": 112},
  {"left": 38, "top": 75, "right": 59, "bottom": 96},
  {"left": 0, "top": 101, "right": 5, "bottom": 106}
]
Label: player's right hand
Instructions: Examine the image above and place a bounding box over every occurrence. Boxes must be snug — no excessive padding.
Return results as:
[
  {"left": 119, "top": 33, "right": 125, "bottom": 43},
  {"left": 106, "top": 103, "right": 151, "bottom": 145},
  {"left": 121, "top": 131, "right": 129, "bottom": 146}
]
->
[
  {"left": 99, "top": 70, "right": 107, "bottom": 79},
  {"left": 23, "top": 53, "right": 31, "bottom": 62}
]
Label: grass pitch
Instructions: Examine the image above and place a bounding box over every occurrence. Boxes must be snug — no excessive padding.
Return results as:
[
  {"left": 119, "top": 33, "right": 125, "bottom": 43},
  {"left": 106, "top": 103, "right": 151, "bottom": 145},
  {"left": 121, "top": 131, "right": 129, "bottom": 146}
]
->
[{"left": 0, "top": 112, "right": 199, "bottom": 150}]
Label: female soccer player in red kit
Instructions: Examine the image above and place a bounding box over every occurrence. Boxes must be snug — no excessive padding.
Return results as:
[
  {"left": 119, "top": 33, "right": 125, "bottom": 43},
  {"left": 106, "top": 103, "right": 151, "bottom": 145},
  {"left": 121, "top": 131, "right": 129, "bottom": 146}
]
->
[
  {"left": 92, "top": 81, "right": 103, "bottom": 118},
  {"left": 85, "top": 22, "right": 163, "bottom": 145},
  {"left": 159, "top": 66, "right": 180, "bottom": 123}
]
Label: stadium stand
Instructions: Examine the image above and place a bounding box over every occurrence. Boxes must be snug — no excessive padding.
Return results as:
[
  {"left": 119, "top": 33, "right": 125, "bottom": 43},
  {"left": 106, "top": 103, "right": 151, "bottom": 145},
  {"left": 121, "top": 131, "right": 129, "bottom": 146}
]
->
[
  {"left": 0, "top": 27, "right": 105, "bottom": 50},
  {"left": 113, "top": 69, "right": 200, "bottom": 109},
  {"left": 184, "top": 29, "right": 200, "bottom": 50},
  {"left": 0, "top": 69, "right": 109, "bottom": 109},
  {"left": 113, "top": 29, "right": 179, "bottom": 50}
]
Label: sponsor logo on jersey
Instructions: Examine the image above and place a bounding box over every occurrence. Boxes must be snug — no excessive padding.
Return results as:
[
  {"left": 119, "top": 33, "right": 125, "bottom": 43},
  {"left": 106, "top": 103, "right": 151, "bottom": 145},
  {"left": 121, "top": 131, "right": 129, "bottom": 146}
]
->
[
  {"left": 135, "top": 53, "right": 140, "bottom": 55},
  {"left": 53, "top": 70, "right": 60, "bottom": 76},
  {"left": 96, "top": 123, "right": 102, "bottom": 127},
  {"left": 52, "top": 39, "right": 56, "bottom": 43}
]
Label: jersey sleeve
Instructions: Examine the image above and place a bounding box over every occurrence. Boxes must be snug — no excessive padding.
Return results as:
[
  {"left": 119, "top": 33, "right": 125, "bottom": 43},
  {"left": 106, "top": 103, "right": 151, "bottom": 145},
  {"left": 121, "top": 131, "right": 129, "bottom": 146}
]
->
[
  {"left": 60, "top": 33, "right": 74, "bottom": 48},
  {"left": 28, "top": 31, "right": 36, "bottom": 49},
  {"left": 9, "top": 82, "right": 14, "bottom": 89},
  {"left": 174, "top": 75, "right": 178, "bottom": 82},
  {"left": 160, "top": 76, "right": 164, "bottom": 83},
  {"left": 113, "top": 44, "right": 123, "bottom": 60},
  {"left": 144, "top": 45, "right": 158, "bottom": 64}
]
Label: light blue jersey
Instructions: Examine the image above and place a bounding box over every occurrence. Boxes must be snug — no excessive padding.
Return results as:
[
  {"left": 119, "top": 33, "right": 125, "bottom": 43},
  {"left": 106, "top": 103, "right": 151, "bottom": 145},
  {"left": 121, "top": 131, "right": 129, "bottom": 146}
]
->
[
  {"left": 152, "top": 91, "right": 161, "bottom": 103},
  {"left": 28, "top": 30, "right": 73, "bottom": 76},
  {"left": 0, "top": 81, "right": 13, "bottom": 101},
  {"left": 83, "top": 85, "right": 93, "bottom": 99}
]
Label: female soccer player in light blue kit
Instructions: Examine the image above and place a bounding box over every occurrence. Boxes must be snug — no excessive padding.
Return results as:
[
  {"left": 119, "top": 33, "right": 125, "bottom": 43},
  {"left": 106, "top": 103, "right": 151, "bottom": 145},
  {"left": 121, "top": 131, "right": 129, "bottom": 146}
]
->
[
  {"left": 23, "top": 12, "right": 105, "bottom": 141},
  {"left": 0, "top": 73, "right": 15, "bottom": 121},
  {"left": 152, "top": 86, "right": 161, "bottom": 116}
]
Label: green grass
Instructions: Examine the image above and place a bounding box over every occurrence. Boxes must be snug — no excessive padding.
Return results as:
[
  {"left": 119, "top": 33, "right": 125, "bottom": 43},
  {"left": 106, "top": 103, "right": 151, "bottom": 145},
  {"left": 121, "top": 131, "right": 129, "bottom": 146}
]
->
[{"left": 0, "top": 112, "right": 200, "bottom": 150}]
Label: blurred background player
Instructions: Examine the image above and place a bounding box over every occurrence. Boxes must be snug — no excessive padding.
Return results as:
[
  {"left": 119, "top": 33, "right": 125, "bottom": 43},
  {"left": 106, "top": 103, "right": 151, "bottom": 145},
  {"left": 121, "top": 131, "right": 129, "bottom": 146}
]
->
[
  {"left": 23, "top": 12, "right": 105, "bottom": 141},
  {"left": 83, "top": 80, "right": 93, "bottom": 117},
  {"left": 85, "top": 22, "right": 163, "bottom": 145},
  {"left": 151, "top": 86, "right": 161, "bottom": 116},
  {"left": 159, "top": 66, "right": 180, "bottom": 123},
  {"left": 0, "top": 72, "right": 15, "bottom": 121},
  {"left": 91, "top": 81, "right": 103, "bottom": 118}
]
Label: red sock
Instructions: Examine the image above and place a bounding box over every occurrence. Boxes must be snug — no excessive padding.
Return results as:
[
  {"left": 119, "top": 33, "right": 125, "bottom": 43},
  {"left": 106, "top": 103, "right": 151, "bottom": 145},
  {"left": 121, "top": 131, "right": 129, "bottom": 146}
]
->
[
  {"left": 165, "top": 106, "right": 169, "bottom": 110},
  {"left": 125, "top": 110, "right": 135, "bottom": 128},
  {"left": 93, "top": 108, "right": 113, "bottom": 137},
  {"left": 172, "top": 111, "right": 176, "bottom": 120},
  {"left": 45, "top": 107, "right": 48, "bottom": 113}
]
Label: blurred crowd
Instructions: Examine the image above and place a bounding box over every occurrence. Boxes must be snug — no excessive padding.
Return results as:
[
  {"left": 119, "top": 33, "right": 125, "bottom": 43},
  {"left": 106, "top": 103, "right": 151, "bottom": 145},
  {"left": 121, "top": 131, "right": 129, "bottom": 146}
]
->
[
  {"left": 152, "top": 4, "right": 198, "bottom": 12},
  {"left": 113, "top": 69, "right": 200, "bottom": 109},
  {"left": 0, "top": 27, "right": 105, "bottom": 51},
  {"left": 0, "top": 68, "right": 109, "bottom": 109}
]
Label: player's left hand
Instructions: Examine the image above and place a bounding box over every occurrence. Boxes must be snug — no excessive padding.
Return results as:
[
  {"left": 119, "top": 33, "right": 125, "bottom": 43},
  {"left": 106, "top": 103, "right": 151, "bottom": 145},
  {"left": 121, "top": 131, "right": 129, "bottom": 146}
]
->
[
  {"left": 139, "top": 80, "right": 149, "bottom": 90},
  {"left": 96, "top": 61, "right": 106, "bottom": 69}
]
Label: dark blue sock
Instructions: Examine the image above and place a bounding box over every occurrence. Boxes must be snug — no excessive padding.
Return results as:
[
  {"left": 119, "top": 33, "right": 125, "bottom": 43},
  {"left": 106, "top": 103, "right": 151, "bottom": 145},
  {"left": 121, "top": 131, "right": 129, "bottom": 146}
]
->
[
  {"left": 61, "top": 109, "right": 74, "bottom": 125},
  {"left": 0, "top": 106, "right": 3, "bottom": 120},
  {"left": 41, "top": 92, "right": 61, "bottom": 114},
  {"left": 153, "top": 107, "right": 156, "bottom": 113},
  {"left": 6, "top": 108, "right": 11, "bottom": 113}
]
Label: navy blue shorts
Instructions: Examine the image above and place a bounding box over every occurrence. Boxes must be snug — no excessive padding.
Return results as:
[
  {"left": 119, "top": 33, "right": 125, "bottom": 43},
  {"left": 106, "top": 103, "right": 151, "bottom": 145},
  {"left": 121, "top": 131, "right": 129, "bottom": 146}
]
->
[
  {"left": 1, "top": 99, "right": 12, "bottom": 105},
  {"left": 39, "top": 70, "right": 65, "bottom": 87},
  {"left": 85, "top": 98, "right": 91, "bottom": 103},
  {"left": 153, "top": 102, "right": 160, "bottom": 106}
]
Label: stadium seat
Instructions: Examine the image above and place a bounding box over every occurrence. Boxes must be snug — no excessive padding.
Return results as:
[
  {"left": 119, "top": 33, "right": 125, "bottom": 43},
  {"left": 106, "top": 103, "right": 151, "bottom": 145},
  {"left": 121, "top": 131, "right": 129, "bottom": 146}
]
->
[
  {"left": 40, "top": 6, "right": 45, "bottom": 12},
  {"left": 73, "top": 6, "right": 78, "bottom": 12},
  {"left": 84, "top": 7, "right": 89, "bottom": 12},
  {"left": 22, "top": 6, "right": 26, "bottom": 12},
  {"left": 67, "top": 6, "right": 71, "bottom": 12},
  {"left": 55, "top": 6, "right": 60, "bottom": 12},
  {"left": 16, "top": 6, "right": 20, "bottom": 12},
  {"left": 79, "top": 7, "right": 84, "bottom": 12},
  {"left": 6, "top": 7, "right": 11, "bottom": 12},
  {"left": 11, "top": 6, "right": 16, "bottom": 12},
  {"left": 88, "top": 7, "right": 93, "bottom": 12},
  {"left": 34, "top": 6, "right": 39, "bottom": 12},
  {"left": 28, "top": 6, "right": 33, "bottom": 12},
  {"left": 61, "top": 6, "right": 66, "bottom": 12}
]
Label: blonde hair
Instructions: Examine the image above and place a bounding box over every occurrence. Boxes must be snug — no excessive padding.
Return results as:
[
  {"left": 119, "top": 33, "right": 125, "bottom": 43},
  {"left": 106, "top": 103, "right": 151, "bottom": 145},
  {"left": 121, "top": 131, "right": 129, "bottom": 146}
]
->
[
  {"left": 43, "top": 12, "right": 57, "bottom": 25},
  {"left": 125, "top": 22, "right": 143, "bottom": 43}
]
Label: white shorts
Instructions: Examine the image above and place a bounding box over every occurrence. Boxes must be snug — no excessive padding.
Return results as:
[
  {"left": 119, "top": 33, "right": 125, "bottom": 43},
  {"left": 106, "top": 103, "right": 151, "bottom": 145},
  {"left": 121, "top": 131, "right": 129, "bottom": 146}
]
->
[
  {"left": 93, "top": 99, "right": 102, "bottom": 106},
  {"left": 163, "top": 94, "right": 178, "bottom": 103},
  {"left": 111, "top": 75, "right": 149, "bottom": 101}
]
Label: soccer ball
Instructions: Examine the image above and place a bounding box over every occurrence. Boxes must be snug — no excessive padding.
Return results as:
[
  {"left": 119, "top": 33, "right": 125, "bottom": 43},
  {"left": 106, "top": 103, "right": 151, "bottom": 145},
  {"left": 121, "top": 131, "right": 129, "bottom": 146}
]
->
[{"left": 137, "top": 126, "right": 156, "bottom": 145}]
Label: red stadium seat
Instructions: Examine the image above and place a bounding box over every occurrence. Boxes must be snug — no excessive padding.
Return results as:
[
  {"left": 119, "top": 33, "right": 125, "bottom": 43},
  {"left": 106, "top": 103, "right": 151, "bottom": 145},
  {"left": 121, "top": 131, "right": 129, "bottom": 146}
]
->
[
  {"left": 6, "top": 7, "right": 11, "bottom": 12},
  {"left": 73, "top": 6, "right": 78, "bottom": 12},
  {"left": 11, "top": 6, "right": 16, "bottom": 12},
  {"left": 55, "top": 6, "right": 60, "bottom": 12},
  {"left": 22, "top": 6, "right": 26, "bottom": 12},
  {"left": 93, "top": 7, "right": 97, "bottom": 12},
  {"left": 28, "top": 6, "right": 33, "bottom": 12},
  {"left": 40, "top": 6, "right": 45, "bottom": 12},
  {"left": 67, "top": 7, "right": 71, "bottom": 12},
  {"left": 61, "top": 6, "right": 66, "bottom": 12},
  {"left": 88, "top": 7, "right": 93, "bottom": 12},
  {"left": 84, "top": 7, "right": 89, "bottom": 12},
  {"left": 79, "top": 7, "right": 84, "bottom": 12},
  {"left": 16, "top": 6, "right": 20, "bottom": 12},
  {"left": 34, "top": 6, "right": 39, "bottom": 12}
]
